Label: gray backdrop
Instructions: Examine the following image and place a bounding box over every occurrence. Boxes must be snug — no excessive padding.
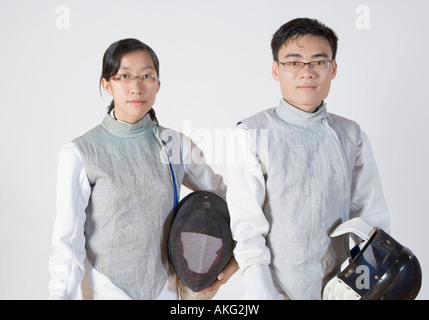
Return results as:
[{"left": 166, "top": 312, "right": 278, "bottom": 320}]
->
[{"left": 0, "top": 0, "right": 427, "bottom": 299}]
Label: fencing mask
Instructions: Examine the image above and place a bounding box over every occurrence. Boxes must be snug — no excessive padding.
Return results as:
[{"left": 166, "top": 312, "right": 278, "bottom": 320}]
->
[
  {"left": 323, "top": 217, "right": 422, "bottom": 300},
  {"left": 168, "top": 191, "right": 233, "bottom": 292}
]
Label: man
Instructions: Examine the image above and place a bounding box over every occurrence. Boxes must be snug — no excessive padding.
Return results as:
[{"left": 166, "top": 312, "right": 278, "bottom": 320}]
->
[{"left": 226, "top": 18, "right": 390, "bottom": 300}]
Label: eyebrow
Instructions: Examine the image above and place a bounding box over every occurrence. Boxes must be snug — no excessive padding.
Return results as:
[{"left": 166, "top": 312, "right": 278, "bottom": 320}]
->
[
  {"left": 283, "top": 53, "right": 330, "bottom": 60},
  {"left": 118, "top": 65, "right": 155, "bottom": 72}
]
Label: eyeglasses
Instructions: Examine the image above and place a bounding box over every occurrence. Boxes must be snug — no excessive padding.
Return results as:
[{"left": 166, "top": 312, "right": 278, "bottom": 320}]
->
[
  {"left": 110, "top": 74, "right": 159, "bottom": 84},
  {"left": 277, "top": 60, "right": 333, "bottom": 73}
]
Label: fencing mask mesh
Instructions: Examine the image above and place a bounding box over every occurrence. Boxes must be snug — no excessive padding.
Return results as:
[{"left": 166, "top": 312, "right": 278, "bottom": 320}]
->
[{"left": 168, "top": 191, "right": 233, "bottom": 292}]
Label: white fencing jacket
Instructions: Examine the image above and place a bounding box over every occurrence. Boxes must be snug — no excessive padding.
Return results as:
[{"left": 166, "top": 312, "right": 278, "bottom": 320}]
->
[
  {"left": 227, "top": 99, "right": 390, "bottom": 300},
  {"left": 48, "top": 112, "right": 226, "bottom": 300}
]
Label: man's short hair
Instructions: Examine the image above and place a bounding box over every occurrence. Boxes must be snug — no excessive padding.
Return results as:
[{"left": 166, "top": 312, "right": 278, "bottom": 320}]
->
[{"left": 271, "top": 18, "right": 338, "bottom": 61}]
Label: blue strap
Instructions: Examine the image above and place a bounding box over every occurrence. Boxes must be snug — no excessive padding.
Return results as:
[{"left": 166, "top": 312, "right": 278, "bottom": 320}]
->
[{"left": 161, "top": 139, "right": 179, "bottom": 209}]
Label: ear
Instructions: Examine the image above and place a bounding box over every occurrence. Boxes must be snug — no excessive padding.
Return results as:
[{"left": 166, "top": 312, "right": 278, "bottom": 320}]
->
[
  {"left": 101, "top": 78, "right": 113, "bottom": 96},
  {"left": 272, "top": 60, "right": 280, "bottom": 81},
  {"left": 331, "top": 59, "right": 338, "bottom": 80},
  {"left": 156, "top": 80, "right": 161, "bottom": 94}
]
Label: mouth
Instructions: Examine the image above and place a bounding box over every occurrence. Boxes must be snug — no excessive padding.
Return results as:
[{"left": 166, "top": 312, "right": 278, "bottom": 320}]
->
[
  {"left": 297, "top": 85, "right": 317, "bottom": 91},
  {"left": 127, "top": 100, "right": 146, "bottom": 106}
]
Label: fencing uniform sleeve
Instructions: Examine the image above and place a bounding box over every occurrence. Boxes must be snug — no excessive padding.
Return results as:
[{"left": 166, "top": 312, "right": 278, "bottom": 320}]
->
[
  {"left": 48, "top": 143, "right": 90, "bottom": 299},
  {"left": 350, "top": 132, "right": 390, "bottom": 232},
  {"left": 226, "top": 124, "right": 284, "bottom": 299},
  {"left": 181, "top": 134, "right": 227, "bottom": 199}
]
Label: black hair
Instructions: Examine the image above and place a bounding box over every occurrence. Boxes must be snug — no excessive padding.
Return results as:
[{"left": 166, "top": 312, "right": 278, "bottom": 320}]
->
[
  {"left": 271, "top": 18, "right": 338, "bottom": 62},
  {"left": 100, "top": 38, "right": 160, "bottom": 124}
]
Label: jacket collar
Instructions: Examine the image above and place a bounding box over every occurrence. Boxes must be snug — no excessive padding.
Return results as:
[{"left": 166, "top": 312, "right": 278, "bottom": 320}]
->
[
  {"left": 101, "top": 112, "right": 155, "bottom": 137},
  {"left": 275, "top": 99, "right": 328, "bottom": 126}
]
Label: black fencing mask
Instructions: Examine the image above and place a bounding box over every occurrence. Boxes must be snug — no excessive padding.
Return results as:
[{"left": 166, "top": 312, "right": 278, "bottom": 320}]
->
[{"left": 168, "top": 191, "right": 233, "bottom": 292}]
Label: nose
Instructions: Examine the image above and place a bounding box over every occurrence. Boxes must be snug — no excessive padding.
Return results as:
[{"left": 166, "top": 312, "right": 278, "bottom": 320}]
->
[
  {"left": 129, "top": 80, "right": 143, "bottom": 95},
  {"left": 299, "top": 64, "right": 316, "bottom": 78}
]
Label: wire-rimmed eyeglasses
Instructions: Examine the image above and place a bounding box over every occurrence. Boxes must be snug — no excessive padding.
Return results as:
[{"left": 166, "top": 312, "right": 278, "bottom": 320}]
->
[
  {"left": 277, "top": 60, "right": 334, "bottom": 73},
  {"left": 110, "top": 74, "right": 160, "bottom": 84}
]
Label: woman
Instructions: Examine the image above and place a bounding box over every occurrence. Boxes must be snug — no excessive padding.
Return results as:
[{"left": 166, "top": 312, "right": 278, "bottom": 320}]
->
[{"left": 48, "top": 38, "right": 237, "bottom": 300}]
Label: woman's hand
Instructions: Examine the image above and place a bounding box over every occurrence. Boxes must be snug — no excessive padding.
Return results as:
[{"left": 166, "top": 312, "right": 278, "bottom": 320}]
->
[{"left": 197, "top": 257, "right": 239, "bottom": 295}]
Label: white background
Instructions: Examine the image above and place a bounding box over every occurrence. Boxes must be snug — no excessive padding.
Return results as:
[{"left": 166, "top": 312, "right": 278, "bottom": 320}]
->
[{"left": 0, "top": 0, "right": 427, "bottom": 300}]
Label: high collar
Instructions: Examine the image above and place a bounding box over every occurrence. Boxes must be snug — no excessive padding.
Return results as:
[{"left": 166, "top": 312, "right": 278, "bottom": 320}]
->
[
  {"left": 101, "top": 112, "right": 155, "bottom": 137},
  {"left": 275, "top": 99, "right": 328, "bottom": 126}
]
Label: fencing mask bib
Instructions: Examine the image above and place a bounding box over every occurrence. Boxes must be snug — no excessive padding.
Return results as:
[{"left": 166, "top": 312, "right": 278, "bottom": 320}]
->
[
  {"left": 168, "top": 191, "right": 233, "bottom": 292},
  {"left": 323, "top": 217, "right": 422, "bottom": 300}
]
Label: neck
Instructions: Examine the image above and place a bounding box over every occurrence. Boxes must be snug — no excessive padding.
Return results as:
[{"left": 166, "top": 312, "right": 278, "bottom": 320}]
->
[
  {"left": 284, "top": 99, "right": 323, "bottom": 113},
  {"left": 110, "top": 108, "right": 146, "bottom": 124}
]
